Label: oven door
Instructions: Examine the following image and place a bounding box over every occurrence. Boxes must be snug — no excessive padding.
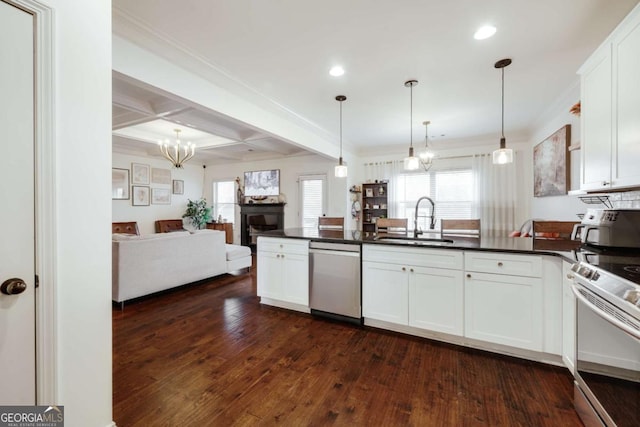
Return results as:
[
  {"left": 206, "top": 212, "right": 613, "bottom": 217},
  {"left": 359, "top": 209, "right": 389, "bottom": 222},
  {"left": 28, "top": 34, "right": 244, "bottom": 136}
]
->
[{"left": 572, "top": 282, "right": 640, "bottom": 427}]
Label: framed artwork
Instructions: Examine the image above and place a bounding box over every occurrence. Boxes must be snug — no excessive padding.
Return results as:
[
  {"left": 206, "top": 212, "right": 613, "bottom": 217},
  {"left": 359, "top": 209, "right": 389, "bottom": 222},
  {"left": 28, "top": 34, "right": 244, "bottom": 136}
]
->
[
  {"left": 132, "top": 186, "right": 150, "bottom": 206},
  {"left": 131, "top": 163, "right": 150, "bottom": 185},
  {"left": 151, "top": 167, "right": 171, "bottom": 185},
  {"left": 112, "top": 168, "right": 130, "bottom": 200},
  {"left": 533, "top": 124, "right": 571, "bottom": 197},
  {"left": 151, "top": 188, "right": 171, "bottom": 205},
  {"left": 365, "top": 188, "right": 374, "bottom": 197},
  {"left": 172, "top": 180, "right": 184, "bottom": 195}
]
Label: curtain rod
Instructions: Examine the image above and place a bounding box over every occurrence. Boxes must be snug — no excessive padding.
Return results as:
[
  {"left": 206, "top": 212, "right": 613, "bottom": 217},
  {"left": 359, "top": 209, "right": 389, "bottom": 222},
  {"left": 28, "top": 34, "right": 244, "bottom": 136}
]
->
[{"left": 363, "top": 153, "right": 489, "bottom": 166}]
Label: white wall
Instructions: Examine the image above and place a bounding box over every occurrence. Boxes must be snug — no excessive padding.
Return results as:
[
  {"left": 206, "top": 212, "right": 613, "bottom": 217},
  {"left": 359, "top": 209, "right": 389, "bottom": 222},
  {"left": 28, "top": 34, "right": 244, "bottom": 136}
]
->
[
  {"left": 112, "top": 152, "right": 206, "bottom": 235},
  {"left": 529, "top": 82, "right": 586, "bottom": 220},
  {"left": 49, "top": 0, "right": 113, "bottom": 426},
  {"left": 204, "top": 154, "right": 349, "bottom": 241}
]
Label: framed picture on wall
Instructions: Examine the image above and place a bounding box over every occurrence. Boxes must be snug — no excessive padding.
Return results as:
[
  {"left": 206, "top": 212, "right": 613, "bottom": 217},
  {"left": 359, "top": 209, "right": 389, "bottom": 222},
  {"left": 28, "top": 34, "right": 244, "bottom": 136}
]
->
[
  {"left": 112, "top": 168, "right": 130, "bottom": 200},
  {"left": 131, "top": 163, "right": 150, "bottom": 185},
  {"left": 132, "top": 186, "right": 150, "bottom": 206},
  {"left": 172, "top": 180, "right": 184, "bottom": 195},
  {"left": 533, "top": 124, "right": 571, "bottom": 197},
  {"left": 151, "top": 188, "right": 171, "bottom": 205},
  {"left": 151, "top": 167, "right": 171, "bottom": 185}
]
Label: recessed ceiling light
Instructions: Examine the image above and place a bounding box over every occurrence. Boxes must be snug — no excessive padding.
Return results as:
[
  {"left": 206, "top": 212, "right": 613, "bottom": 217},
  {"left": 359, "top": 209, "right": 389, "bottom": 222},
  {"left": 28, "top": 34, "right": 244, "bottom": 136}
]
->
[
  {"left": 329, "top": 65, "right": 345, "bottom": 77},
  {"left": 474, "top": 25, "right": 497, "bottom": 40}
]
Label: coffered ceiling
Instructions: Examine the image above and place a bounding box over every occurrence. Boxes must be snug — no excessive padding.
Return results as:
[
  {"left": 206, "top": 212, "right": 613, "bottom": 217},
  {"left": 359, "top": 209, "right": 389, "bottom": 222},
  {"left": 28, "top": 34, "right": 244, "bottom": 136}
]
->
[{"left": 112, "top": 0, "right": 639, "bottom": 164}]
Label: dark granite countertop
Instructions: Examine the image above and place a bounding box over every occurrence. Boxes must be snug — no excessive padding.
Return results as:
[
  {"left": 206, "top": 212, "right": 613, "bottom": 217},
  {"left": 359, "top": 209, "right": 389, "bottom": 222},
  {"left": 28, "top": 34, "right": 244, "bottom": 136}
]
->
[{"left": 258, "top": 228, "right": 581, "bottom": 263}]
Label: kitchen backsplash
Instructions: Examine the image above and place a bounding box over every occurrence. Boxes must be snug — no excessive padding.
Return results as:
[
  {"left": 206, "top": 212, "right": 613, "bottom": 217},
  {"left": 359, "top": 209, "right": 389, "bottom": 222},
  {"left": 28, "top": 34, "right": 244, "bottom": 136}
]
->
[{"left": 608, "top": 190, "right": 640, "bottom": 208}]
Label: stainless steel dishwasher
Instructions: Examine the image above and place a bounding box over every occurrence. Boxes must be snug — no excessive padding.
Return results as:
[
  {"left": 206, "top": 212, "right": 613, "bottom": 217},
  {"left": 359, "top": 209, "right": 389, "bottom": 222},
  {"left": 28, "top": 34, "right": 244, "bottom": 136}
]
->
[{"left": 309, "top": 241, "right": 362, "bottom": 324}]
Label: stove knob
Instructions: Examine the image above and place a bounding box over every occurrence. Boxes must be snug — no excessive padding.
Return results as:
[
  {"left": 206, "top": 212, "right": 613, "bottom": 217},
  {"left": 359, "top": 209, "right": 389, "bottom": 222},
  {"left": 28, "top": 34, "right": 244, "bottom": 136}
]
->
[
  {"left": 623, "top": 290, "right": 640, "bottom": 306},
  {"left": 578, "top": 266, "right": 592, "bottom": 279}
]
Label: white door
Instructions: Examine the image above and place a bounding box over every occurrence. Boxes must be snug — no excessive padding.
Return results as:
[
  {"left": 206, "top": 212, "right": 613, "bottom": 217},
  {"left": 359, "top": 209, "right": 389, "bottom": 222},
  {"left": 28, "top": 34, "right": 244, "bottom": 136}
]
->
[{"left": 0, "top": 0, "right": 36, "bottom": 404}]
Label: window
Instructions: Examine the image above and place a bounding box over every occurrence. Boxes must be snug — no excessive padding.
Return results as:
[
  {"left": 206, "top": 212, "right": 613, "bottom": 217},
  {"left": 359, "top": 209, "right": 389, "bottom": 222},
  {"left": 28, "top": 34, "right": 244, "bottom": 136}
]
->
[
  {"left": 395, "top": 169, "right": 473, "bottom": 231},
  {"left": 212, "top": 180, "right": 235, "bottom": 223},
  {"left": 299, "top": 174, "right": 326, "bottom": 228}
]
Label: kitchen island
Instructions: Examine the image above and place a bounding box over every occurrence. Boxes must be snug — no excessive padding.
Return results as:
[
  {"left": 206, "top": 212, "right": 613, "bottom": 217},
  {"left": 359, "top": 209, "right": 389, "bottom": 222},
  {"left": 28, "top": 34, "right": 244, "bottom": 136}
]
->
[{"left": 256, "top": 228, "right": 581, "bottom": 369}]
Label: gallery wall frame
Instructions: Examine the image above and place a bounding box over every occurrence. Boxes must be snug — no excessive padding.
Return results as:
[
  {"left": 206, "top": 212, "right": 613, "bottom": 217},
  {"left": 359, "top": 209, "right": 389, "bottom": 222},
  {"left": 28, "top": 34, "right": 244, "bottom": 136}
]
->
[
  {"left": 533, "top": 124, "right": 571, "bottom": 197},
  {"left": 132, "top": 186, "right": 150, "bottom": 206},
  {"left": 131, "top": 163, "right": 150, "bottom": 185},
  {"left": 172, "top": 179, "right": 184, "bottom": 195},
  {"left": 151, "top": 167, "right": 171, "bottom": 185},
  {"left": 112, "top": 168, "right": 130, "bottom": 200},
  {"left": 151, "top": 188, "right": 171, "bottom": 205}
]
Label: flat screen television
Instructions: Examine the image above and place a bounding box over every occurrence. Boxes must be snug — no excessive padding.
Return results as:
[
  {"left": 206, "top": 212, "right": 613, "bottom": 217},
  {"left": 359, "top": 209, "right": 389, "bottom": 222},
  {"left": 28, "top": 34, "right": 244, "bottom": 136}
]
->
[{"left": 244, "top": 169, "right": 280, "bottom": 197}]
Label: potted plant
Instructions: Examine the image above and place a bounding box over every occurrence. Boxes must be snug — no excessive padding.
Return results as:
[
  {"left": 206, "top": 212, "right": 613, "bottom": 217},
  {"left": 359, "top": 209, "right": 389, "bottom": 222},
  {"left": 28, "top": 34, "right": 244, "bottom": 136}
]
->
[{"left": 183, "top": 198, "right": 212, "bottom": 230}]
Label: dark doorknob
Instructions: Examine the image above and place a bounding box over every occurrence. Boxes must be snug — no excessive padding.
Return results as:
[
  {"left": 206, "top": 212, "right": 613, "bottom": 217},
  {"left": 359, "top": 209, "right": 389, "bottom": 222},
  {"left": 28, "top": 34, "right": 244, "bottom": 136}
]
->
[{"left": 1, "top": 278, "right": 27, "bottom": 295}]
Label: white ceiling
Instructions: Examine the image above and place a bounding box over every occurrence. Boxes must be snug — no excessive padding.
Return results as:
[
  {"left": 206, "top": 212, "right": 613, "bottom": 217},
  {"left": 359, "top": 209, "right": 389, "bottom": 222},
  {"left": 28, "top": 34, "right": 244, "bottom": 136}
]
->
[{"left": 112, "top": 0, "right": 639, "bottom": 163}]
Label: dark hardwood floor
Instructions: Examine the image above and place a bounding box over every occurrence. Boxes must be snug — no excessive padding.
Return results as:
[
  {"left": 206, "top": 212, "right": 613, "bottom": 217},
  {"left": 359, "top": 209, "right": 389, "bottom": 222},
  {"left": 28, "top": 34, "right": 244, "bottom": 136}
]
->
[{"left": 113, "top": 265, "right": 582, "bottom": 426}]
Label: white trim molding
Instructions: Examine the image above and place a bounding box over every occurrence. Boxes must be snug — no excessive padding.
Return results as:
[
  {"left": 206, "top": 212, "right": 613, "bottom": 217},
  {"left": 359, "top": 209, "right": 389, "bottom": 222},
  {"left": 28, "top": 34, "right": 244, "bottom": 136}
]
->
[{"left": 8, "top": 0, "right": 58, "bottom": 405}]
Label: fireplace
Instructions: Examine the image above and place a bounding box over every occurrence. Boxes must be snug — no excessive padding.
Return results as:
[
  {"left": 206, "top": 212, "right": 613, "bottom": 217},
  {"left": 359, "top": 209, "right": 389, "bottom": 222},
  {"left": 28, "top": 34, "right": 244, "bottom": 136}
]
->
[{"left": 240, "top": 203, "right": 285, "bottom": 248}]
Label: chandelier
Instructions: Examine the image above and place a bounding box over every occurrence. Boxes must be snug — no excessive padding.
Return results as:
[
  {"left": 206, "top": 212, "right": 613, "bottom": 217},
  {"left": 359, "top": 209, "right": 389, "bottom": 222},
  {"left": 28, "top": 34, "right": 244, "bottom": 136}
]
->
[
  {"left": 158, "top": 128, "right": 195, "bottom": 168},
  {"left": 419, "top": 120, "right": 435, "bottom": 171}
]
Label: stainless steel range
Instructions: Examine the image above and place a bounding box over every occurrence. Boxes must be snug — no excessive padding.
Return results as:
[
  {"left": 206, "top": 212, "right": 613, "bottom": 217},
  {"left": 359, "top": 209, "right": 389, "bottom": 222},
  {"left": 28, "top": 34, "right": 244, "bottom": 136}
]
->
[{"left": 569, "top": 210, "right": 640, "bottom": 426}]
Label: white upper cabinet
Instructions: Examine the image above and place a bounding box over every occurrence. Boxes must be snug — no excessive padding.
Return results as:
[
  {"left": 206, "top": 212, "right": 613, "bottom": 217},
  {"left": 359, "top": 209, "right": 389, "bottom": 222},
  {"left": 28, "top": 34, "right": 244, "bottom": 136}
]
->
[
  {"left": 580, "top": 44, "right": 613, "bottom": 190},
  {"left": 580, "top": 5, "right": 640, "bottom": 191},
  {"left": 612, "top": 13, "right": 640, "bottom": 188}
]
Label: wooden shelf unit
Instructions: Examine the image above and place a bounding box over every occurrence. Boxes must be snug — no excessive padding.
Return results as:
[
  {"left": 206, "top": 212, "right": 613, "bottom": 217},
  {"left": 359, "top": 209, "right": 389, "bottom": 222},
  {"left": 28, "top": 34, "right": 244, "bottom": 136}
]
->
[{"left": 362, "top": 182, "right": 388, "bottom": 234}]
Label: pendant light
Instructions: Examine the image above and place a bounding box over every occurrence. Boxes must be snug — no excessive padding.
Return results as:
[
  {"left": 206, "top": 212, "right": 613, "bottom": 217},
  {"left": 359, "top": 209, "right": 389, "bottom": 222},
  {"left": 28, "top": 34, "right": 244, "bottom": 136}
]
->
[
  {"left": 403, "top": 80, "right": 420, "bottom": 170},
  {"left": 334, "top": 95, "right": 348, "bottom": 178},
  {"left": 419, "top": 120, "right": 434, "bottom": 171},
  {"left": 493, "top": 58, "right": 513, "bottom": 164}
]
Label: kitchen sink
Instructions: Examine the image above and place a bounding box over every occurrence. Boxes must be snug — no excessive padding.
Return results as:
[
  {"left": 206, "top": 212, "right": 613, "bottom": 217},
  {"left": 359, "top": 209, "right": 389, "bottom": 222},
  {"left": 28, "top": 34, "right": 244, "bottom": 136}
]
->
[{"left": 374, "top": 236, "right": 454, "bottom": 246}]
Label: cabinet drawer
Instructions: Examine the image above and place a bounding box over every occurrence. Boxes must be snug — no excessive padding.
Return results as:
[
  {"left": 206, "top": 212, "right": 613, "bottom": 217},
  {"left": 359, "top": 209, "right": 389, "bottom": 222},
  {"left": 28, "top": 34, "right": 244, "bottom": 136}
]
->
[
  {"left": 363, "top": 244, "right": 462, "bottom": 270},
  {"left": 257, "top": 237, "right": 309, "bottom": 255},
  {"left": 464, "top": 252, "right": 542, "bottom": 277}
]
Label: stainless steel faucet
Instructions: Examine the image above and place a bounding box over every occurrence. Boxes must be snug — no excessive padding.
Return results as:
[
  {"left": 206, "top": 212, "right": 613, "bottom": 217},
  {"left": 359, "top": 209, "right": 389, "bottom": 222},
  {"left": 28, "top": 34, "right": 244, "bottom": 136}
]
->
[{"left": 414, "top": 196, "right": 436, "bottom": 237}]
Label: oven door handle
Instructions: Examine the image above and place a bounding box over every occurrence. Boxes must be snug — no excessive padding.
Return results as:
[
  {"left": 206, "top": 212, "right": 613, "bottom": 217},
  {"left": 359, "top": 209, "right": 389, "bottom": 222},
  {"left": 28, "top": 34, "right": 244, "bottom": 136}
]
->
[{"left": 571, "top": 283, "right": 640, "bottom": 341}]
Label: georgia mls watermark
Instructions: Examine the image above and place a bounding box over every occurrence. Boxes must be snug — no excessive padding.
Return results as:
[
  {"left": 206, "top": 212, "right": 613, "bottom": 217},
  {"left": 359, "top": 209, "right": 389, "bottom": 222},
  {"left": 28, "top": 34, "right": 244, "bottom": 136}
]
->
[{"left": 0, "top": 406, "right": 63, "bottom": 427}]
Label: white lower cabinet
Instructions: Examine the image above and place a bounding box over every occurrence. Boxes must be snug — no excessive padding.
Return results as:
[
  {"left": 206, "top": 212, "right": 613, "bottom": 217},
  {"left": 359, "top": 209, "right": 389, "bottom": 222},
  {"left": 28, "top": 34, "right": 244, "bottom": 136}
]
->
[
  {"left": 362, "top": 244, "right": 463, "bottom": 335},
  {"left": 362, "top": 261, "right": 408, "bottom": 325},
  {"left": 257, "top": 237, "right": 309, "bottom": 307},
  {"left": 464, "top": 252, "right": 543, "bottom": 352},
  {"left": 409, "top": 266, "right": 463, "bottom": 336}
]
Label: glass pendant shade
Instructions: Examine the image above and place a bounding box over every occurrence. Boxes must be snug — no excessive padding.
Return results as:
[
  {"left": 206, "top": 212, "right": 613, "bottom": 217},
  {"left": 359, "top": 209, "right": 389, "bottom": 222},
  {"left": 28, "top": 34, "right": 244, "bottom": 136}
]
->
[
  {"left": 493, "top": 149, "right": 513, "bottom": 164},
  {"left": 335, "top": 158, "right": 348, "bottom": 177},
  {"left": 404, "top": 147, "right": 419, "bottom": 170}
]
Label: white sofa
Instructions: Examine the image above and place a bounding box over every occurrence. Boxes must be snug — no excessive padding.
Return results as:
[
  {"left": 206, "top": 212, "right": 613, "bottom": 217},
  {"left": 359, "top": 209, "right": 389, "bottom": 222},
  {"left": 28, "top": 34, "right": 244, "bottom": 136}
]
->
[{"left": 112, "top": 229, "right": 251, "bottom": 303}]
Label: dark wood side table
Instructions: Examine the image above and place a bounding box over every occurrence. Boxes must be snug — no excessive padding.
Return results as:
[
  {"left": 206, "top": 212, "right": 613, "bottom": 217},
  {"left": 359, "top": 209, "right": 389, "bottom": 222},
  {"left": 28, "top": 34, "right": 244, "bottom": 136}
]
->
[{"left": 206, "top": 222, "right": 233, "bottom": 244}]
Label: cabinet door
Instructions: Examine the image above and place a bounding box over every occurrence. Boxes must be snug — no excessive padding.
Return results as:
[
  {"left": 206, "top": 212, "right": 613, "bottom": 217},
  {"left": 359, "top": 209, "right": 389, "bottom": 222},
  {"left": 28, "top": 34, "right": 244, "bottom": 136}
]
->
[
  {"left": 613, "top": 17, "right": 640, "bottom": 189},
  {"left": 580, "top": 45, "right": 613, "bottom": 191},
  {"left": 409, "top": 266, "right": 463, "bottom": 336},
  {"left": 562, "top": 262, "right": 576, "bottom": 374},
  {"left": 362, "top": 261, "right": 408, "bottom": 325},
  {"left": 281, "top": 253, "right": 309, "bottom": 305},
  {"left": 465, "top": 272, "right": 543, "bottom": 351},
  {"left": 257, "top": 251, "right": 282, "bottom": 299}
]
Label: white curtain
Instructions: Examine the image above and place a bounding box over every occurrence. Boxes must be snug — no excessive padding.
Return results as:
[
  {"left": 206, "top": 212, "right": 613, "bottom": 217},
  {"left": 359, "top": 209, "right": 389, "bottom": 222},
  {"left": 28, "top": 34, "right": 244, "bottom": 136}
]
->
[
  {"left": 363, "top": 160, "right": 403, "bottom": 217},
  {"left": 472, "top": 153, "right": 518, "bottom": 237}
]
